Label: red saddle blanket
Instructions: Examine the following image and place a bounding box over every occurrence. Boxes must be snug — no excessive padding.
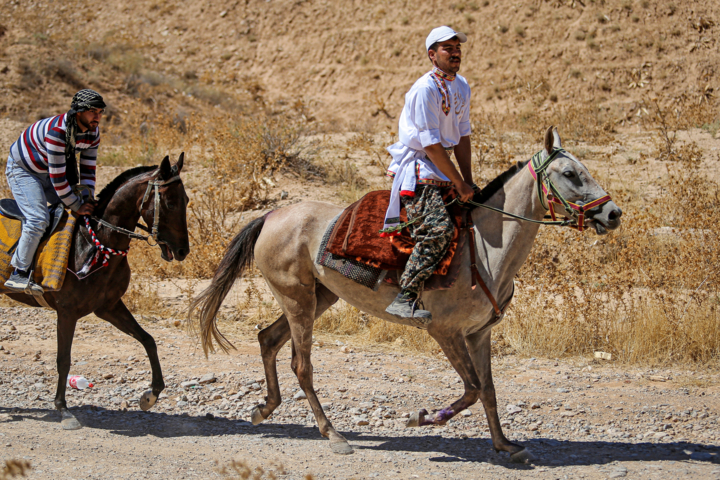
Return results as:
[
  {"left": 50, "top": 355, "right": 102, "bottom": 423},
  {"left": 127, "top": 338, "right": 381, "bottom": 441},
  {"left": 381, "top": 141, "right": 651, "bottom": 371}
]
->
[{"left": 326, "top": 190, "right": 466, "bottom": 283}]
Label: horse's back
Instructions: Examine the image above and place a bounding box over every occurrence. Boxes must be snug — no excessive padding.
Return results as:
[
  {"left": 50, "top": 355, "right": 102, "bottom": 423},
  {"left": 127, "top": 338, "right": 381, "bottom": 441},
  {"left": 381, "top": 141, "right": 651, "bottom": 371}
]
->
[{"left": 255, "top": 201, "right": 342, "bottom": 283}]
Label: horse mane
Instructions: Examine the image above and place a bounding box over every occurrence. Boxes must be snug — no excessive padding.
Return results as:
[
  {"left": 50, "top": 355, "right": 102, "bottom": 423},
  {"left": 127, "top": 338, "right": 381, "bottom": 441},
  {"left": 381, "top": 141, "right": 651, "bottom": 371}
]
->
[
  {"left": 471, "top": 159, "right": 530, "bottom": 205},
  {"left": 94, "top": 165, "right": 158, "bottom": 216}
]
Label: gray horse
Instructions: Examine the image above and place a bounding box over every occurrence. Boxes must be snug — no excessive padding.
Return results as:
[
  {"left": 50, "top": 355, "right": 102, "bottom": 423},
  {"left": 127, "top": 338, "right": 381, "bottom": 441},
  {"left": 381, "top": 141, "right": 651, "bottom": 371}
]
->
[{"left": 189, "top": 127, "right": 622, "bottom": 462}]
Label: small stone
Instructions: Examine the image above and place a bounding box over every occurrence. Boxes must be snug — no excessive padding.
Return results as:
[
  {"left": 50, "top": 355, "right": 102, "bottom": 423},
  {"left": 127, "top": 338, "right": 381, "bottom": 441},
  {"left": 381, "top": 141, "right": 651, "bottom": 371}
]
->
[
  {"left": 176, "top": 401, "right": 188, "bottom": 407},
  {"left": 340, "top": 346, "right": 353, "bottom": 354},
  {"left": 120, "top": 400, "right": 129, "bottom": 409},
  {"left": 556, "top": 388, "right": 570, "bottom": 393},
  {"left": 530, "top": 403, "right": 541, "bottom": 409},
  {"left": 560, "top": 411, "right": 576, "bottom": 418},
  {"left": 219, "top": 10, "right": 227, "bottom": 17},
  {"left": 280, "top": 190, "right": 289, "bottom": 200},
  {"left": 293, "top": 390, "right": 307, "bottom": 400},
  {"left": 594, "top": 351, "right": 612, "bottom": 360},
  {"left": 649, "top": 375, "right": 667, "bottom": 382},
  {"left": 250, "top": 383, "right": 261, "bottom": 391},
  {"left": 103, "top": 373, "right": 114, "bottom": 380},
  {"left": 506, "top": 404, "right": 522, "bottom": 415},
  {"left": 337, "top": 387, "right": 347, "bottom": 392},
  {"left": 199, "top": 373, "right": 216, "bottom": 384},
  {"left": 461, "top": 409, "right": 472, "bottom": 417},
  {"left": 181, "top": 380, "right": 199, "bottom": 389},
  {"left": 371, "top": 408, "right": 383, "bottom": 418},
  {"left": 212, "top": 394, "right": 222, "bottom": 400},
  {"left": 608, "top": 467, "right": 627, "bottom": 478},
  {"left": 173, "top": 320, "right": 181, "bottom": 327},
  {"left": 205, "top": 412, "right": 215, "bottom": 420},
  {"left": 353, "top": 415, "right": 369, "bottom": 426}
]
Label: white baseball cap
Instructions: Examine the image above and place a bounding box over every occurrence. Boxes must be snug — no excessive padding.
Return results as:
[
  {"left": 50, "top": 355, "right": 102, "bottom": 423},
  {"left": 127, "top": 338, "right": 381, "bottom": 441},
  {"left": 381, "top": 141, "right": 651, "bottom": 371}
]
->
[{"left": 425, "top": 26, "right": 467, "bottom": 51}]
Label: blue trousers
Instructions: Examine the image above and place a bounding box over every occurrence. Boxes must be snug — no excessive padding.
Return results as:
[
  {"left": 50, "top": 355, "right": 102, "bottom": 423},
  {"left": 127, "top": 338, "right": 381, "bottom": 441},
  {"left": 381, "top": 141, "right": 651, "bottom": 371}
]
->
[{"left": 5, "top": 155, "right": 61, "bottom": 271}]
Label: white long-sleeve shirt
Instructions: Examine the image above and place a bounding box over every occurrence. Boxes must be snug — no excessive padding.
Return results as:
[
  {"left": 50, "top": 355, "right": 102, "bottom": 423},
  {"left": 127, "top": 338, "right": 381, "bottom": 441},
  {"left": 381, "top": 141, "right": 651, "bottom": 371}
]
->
[{"left": 382, "top": 70, "right": 471, "bottom": 233}]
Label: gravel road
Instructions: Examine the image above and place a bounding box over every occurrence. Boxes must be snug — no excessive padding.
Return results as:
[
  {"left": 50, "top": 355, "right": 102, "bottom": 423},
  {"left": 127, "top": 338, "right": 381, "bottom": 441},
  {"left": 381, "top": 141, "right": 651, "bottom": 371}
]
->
[{"left": 0, "top": 306, "right": 718, "bottom": 479}]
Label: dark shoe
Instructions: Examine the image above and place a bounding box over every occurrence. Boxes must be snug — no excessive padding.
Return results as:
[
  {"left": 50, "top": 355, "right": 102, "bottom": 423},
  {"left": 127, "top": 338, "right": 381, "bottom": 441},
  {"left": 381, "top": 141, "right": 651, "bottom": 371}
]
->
[
  {"left": 4, "top": 269, "right": 43, "bottom": 295},
  {"left": 385, "top": 292, "right": 432, "bottom": 327}
]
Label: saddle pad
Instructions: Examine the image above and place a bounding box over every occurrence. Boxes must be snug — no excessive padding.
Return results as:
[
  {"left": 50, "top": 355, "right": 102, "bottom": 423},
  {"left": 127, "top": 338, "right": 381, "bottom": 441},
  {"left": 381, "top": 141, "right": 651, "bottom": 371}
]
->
[
  {"left": 326, "top": 190, "right": 408, "bottom": 270},
  {"left": 316, "top": 214, "right": 386, "bottom": 290},
  {"left": 0, "top": 210, "right": 77, "bottom": 294},
  {"left": 326, "top": 190, "right": 460, "bottom": 274}
]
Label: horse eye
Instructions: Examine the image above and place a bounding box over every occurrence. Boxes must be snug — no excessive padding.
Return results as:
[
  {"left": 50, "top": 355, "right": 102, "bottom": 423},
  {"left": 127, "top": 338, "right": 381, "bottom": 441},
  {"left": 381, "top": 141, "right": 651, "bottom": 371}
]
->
[
  {"left": 563, "top": 171, "right": 575, "bottom": 178},
  {"left": 167, "top": 202, "right": 176, "bottom": 210}
]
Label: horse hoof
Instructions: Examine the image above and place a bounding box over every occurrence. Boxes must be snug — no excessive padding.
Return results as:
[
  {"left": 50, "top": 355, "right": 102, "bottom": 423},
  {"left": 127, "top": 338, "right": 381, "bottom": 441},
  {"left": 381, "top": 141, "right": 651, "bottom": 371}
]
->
[
  {"left": 250, "top": 406, "right": 266, "bottom": 425},
  {"left": 330, "top": 440, "right": 354, "bottom": 455},
  {"left": 139, "top": 390, "right": 158, "bottom": 412},
  {"left": 405, "top": 411, "right": 421, "bottom": 428},
  {"left": 61, "top": 416, "right": 82, "bottom": 430},
  {"left": 510, "top": 448, "right": 534, "bottom": 464}
]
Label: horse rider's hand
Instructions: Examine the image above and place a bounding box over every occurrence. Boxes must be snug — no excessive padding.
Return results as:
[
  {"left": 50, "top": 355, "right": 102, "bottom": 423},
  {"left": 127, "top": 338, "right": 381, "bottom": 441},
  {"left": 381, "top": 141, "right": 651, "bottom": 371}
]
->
[
  {"left": 77, "top": 202, "right": 95, "bottom": 216},
  {"left": 455, "top": 181, "right": 475, "bottom": 203}
]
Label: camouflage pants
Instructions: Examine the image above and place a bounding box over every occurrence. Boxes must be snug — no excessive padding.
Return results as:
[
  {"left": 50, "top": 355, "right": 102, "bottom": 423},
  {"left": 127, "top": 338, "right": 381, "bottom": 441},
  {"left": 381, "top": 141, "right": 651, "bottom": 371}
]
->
[{"left": 399, "top": 185, "right": 454, "bottom": 295}]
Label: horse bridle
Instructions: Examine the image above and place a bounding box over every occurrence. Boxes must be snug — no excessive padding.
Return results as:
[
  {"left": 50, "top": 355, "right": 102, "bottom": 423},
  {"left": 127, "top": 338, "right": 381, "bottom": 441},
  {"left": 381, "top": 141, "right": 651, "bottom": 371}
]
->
[
  {"left": 89, "top": 169, "right": 182, "bottom": 246},
  {"left": 526, "top": 148, "right": 612, "bottom": 232}
]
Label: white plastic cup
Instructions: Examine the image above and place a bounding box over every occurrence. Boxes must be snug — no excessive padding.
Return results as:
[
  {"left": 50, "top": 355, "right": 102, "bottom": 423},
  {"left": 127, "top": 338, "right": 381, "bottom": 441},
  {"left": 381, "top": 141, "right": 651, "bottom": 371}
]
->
[{"left": 67, "top": 375, "right": 94, "bottom": 390}]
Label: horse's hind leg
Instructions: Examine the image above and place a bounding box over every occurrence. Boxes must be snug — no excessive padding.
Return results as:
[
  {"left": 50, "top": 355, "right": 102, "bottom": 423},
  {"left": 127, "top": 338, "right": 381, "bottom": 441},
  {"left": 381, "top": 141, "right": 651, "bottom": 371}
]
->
[
  {"left": 54, "top": 312, "right": 82, "bottom": 430},
  {"left": 466, "top": 328, "right": 531, "bottom": 463},
  {"left": 251, "top": 314, "right": 291, "bottom": 424},
  {"left": 252, "top": 284, "right": 339, "bottom": 425},
  {"left": 94, "top": 300, "right": 165, "bottom": 411},
  {"left": 406, "top": 328, "right": 481, "bottom": 428}
]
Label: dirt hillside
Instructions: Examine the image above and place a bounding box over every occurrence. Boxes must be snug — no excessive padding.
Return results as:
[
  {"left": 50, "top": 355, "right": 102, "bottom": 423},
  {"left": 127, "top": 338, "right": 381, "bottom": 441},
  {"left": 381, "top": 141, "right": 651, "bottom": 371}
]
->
[{"left": 0, "top": 0, "right": 717, "bottom": 129}]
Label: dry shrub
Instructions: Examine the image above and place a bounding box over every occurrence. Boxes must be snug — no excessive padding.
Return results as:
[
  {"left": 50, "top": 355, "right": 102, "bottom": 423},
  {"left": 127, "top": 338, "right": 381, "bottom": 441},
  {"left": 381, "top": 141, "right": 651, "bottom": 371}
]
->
[
  {"left": 0, "top": 460, "right": 30, "bottom": 479},
  {"left": 217, "top": 459, "right": 288, "bottom": 480},
  {"left": 122, "top": 277, "right": 169, "bottom": 317},
  {"left": 315, "top": 301, "right": 438, "bottom": 354}
]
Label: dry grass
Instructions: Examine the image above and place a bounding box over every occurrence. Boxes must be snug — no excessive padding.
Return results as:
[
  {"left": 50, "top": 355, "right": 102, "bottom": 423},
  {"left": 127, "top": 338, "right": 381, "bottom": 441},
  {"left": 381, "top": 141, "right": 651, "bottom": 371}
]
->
[
  {"left": 217, "top": 459, "right": 294, "bottom": 480},
  {"left": 0, "top": 460, "right": 30, "bottom": 479}
]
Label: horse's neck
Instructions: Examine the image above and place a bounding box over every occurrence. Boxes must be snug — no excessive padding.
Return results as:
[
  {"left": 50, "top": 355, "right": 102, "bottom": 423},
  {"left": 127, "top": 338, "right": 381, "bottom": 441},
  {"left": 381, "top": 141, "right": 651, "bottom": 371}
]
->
[
  {"left": 470, "top": 166, "right": 547, "bottom": 286},
  {"left": 96, "top": 181, "right": 144, "bottom": 251}
]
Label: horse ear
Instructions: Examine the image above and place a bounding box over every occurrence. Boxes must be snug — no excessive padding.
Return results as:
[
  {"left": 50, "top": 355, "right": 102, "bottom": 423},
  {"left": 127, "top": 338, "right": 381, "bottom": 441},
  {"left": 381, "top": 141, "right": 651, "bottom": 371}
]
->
[
  {"left": 175, "top": 152, "right": 184, "bottom": 173},
  {"left": 544, "top": 126, "right": 554, "bottom": 155},
  {"left": 552, "top": 127, "right": 562, "bottom": 149},
  {"left": 159, "top": 155, "right": 172, "bottom": 179}
]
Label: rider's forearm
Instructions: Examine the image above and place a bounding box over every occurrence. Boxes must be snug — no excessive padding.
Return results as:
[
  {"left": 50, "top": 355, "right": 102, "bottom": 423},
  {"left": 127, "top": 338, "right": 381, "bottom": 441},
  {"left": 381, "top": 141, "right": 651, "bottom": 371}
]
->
[
  {"left": 423, "top": 143, "right": 465, "bottom": 186},
  {"left": 454, "top": 136, "right": 473, "bottom": 185}
]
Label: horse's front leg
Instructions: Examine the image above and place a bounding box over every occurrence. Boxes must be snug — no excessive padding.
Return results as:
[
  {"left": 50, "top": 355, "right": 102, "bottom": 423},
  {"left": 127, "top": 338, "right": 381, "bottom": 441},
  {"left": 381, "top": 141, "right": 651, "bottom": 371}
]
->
[
  {"left": 95, "top": 300, "right": 165, "bottom": 410},
  {"left": 466, "top": 328, "right": 533, "bottom": 463},
  {"left": 55, "top": 312, "right": 82, "bottom": 429},
  {"left": 406, "top": 328, "right": 481, "bottom": 428}
]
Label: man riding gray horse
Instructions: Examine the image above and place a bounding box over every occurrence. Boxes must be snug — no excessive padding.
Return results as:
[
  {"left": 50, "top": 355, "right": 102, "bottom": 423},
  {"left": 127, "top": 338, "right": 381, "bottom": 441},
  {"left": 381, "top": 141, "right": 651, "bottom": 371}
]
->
[
  {"left": 4, "top": 89, "right": 103, "bottom": 293},
  {"left": 383, "top": 26, "right": 476, "bottom": 322}
]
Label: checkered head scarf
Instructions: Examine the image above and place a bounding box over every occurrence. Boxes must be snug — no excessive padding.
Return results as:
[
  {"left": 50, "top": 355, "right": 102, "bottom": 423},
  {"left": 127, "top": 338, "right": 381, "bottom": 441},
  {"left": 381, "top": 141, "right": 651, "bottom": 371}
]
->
[{"left": 65, "top": 89, "right": 106, "bottom": 186}]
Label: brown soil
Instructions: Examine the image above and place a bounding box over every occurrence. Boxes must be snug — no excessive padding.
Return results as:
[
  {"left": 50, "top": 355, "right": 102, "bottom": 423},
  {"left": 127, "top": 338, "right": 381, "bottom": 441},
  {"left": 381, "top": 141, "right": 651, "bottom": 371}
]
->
[{"left": 0, "top": 1, "right": 717, "bottom": 130}]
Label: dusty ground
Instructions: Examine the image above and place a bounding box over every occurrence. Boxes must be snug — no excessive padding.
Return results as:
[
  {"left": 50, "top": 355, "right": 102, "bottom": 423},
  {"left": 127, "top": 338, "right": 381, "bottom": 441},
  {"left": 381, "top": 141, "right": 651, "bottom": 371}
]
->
[{"left": 0, "top": 306, "right": 718, "bottom": 479}]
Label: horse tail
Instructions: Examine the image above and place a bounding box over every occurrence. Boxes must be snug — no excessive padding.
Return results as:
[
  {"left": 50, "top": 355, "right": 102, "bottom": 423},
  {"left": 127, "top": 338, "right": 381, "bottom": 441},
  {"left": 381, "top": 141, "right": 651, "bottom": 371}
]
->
[{"left": 188, "top": 214, "right": 267, "bottom": 356}]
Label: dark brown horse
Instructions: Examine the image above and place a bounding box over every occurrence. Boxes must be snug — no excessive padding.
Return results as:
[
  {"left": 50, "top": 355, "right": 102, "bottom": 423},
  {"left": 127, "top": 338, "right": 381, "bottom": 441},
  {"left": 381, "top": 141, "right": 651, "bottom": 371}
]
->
[{"left": 5, "top": 154, "right": 189, "bottom": 430}]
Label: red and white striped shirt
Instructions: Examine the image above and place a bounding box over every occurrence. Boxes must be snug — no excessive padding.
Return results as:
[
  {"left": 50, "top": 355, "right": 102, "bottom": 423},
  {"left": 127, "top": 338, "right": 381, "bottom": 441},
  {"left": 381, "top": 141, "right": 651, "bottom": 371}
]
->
[{"left": 10, "top": 113, "right": 99, "bottom": 211}]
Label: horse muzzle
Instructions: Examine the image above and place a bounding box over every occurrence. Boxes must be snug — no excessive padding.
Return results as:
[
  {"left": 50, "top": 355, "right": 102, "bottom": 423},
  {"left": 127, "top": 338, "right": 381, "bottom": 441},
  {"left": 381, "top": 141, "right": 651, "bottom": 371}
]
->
[
  {"left": 159, "top": 241, "right": 189, "bottom": 262},
  {"left": 586, "top": 201, "right": 622, "bottom": 235}
]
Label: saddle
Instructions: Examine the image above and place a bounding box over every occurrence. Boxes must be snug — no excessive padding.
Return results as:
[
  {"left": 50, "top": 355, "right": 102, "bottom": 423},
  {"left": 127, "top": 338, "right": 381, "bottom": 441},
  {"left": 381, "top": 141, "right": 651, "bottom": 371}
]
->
[
  {"left": 0, "top": 200, "right": 77, "bottom": 296},
  {"left": 325, "top": 190, "right": 468, "bottom": 290},
  {"left": 0, "top": 200, "right": 66, "bottom": 251}
]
